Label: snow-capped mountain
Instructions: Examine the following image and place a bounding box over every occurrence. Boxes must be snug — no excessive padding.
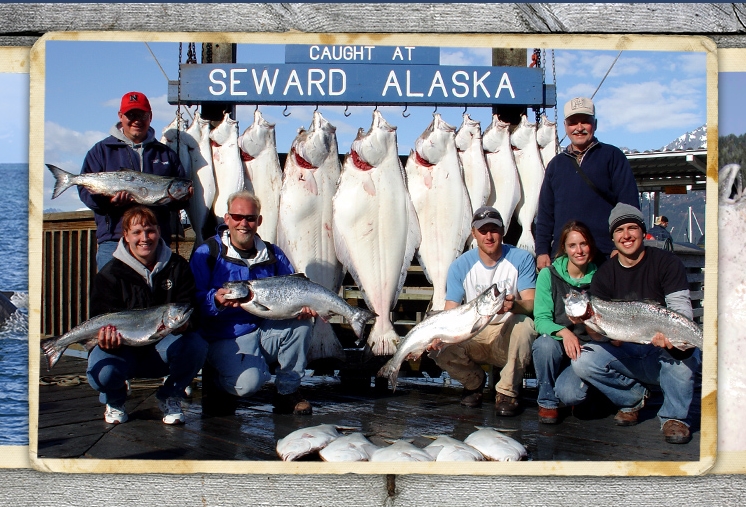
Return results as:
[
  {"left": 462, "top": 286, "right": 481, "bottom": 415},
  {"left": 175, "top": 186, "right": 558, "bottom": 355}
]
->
[{"left": 660, "top": 124, "right": 707, "bottom": 151}]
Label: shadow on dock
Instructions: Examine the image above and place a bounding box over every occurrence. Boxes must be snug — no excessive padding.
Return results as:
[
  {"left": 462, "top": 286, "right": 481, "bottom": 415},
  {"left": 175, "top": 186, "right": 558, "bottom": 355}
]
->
[{"left": 38, "top": 355, "right": 700, "bottom": 462}]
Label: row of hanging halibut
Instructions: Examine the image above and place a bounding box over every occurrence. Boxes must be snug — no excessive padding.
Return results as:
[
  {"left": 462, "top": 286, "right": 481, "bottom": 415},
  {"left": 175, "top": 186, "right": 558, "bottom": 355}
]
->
[{"left": 161, "top": 109, "right": 557, "bottom": 358}]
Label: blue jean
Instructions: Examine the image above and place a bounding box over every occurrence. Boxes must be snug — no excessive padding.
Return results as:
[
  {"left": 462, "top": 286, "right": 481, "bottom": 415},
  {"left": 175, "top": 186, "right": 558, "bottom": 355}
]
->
[
  {"left": 531, "top": 334, "right": 588, "bottom": 409},
  {"left": 571, "top": 341, "right": 701, "bottom": 426},
  {"left": 205, "top": 317, "right": 312, "bottom": 397},
  {"left": 87, "top": 331, "right": 208, "bottom": 406},
  {"left": 95, "top": 240, "right": 119, "bottom": 271}
]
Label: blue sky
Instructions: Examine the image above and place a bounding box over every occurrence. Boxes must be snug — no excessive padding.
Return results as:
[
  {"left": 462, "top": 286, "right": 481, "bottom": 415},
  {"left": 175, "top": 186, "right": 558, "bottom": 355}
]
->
[
  {"left": 0, "top": 73, "right": 29, "bottom": 164},
  {"left": 16, "top": 41, "right": 708, "bottom": 211},
  {"left": 719, "top": 72, "right": 746, "bottom": 136}
]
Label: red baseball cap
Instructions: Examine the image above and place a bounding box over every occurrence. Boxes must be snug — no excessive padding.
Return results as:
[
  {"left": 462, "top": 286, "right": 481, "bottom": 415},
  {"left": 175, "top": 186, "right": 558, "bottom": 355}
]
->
[{"left": 120, "top": 91, "right": 152, "bottom": 114}]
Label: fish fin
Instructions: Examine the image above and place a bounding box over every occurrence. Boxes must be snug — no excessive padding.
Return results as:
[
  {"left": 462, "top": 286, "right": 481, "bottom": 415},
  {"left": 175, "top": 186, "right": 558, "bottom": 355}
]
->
[
  {"left": 362, "top": 174, "right": 376, "bottom": 196},
  {"left": 47, "top": 164, "right": 75, "bottom": 199},
  {"left": 395, "top": 192, "right": 422, "bottom": 301},
  {"left": 301, "top": 169, "right": 319, "bottom": 195},
  {"left": 39, "top": 336, "right": 65, "bottom": 370},
  {"left": 307, "top": 320, "right": 345, "bottom": 363},
  {"left": 153, "top": 196, "right": 171, "bottom": 205},
  {"left": 83, "top": 337, "right": 100, "bottom": 352}
]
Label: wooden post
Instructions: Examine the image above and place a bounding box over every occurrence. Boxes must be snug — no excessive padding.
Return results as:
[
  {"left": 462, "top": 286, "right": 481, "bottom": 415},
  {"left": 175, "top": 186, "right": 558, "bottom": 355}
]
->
[
  {"left": 491, "top": 48, "right": 528, "bottom": 125},
  {"left": 200, "top": 42, "right": 237, "bottom": 121}
]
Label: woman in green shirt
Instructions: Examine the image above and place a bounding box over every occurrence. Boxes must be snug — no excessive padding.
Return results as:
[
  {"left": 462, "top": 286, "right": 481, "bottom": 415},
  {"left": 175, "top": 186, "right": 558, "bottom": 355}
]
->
[{"left": 531, "top": 220, "right": 598, "bottom": 424}]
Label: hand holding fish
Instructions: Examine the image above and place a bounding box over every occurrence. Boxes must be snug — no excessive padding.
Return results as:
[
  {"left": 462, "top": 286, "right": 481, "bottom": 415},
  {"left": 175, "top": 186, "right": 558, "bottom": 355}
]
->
[
  {"left": 651, "top": 332, "right": 674, "bottom": 350},
  {"left": 98, "top": 325, "right": 122, "bottom": 350},
  {"left": 498, "top": 293, "right": 514, "bottom": 315},
  {"left": 214, "top": 288, "right": 243, "bottom": 309},
  {"left": 110, "top": 190, "right": 135, "bottom": 206},
  {"left": 297, "top": 306, "right": 318, "bottom": 320}
]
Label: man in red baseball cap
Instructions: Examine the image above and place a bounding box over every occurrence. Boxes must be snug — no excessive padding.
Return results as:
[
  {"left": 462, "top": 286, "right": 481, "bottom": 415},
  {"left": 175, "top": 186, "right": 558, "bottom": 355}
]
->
[{"left": 78, "top": 91, "right": 190, "bottom": 270}]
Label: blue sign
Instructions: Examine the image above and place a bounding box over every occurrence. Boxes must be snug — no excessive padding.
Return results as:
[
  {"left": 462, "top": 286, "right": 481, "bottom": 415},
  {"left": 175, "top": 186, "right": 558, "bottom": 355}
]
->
[
  {"left": 285, "top": 44, "right": 441, "bottom": 65},
  {"left": 168, "top": 63, "right": 555, "bottom": 107}
]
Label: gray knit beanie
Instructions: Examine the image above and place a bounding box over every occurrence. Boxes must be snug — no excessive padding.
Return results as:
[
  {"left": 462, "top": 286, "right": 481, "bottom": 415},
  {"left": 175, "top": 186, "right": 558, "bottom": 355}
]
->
[{"left": 608, "top": 203, "right": 646, "bottom": 236}]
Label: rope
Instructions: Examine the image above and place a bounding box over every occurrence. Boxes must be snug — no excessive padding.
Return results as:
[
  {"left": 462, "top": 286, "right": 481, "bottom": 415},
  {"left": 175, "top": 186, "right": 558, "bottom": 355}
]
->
[
  {"left": 144, "top": 42, "right": 170, "bottom": 82},
  {"left": 39, "top": 375, "right": 88, "bottom": 387}
]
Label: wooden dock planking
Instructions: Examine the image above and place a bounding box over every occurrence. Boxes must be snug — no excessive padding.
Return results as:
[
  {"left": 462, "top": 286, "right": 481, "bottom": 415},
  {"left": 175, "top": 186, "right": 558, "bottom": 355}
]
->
[{"left": 37, "top": 355, "right": 700, "bottom": 462}]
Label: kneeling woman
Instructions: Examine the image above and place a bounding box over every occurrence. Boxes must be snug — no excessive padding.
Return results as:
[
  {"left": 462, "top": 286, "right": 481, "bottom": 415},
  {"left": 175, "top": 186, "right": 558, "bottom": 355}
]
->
[{"left": 531, "top": 220, "right": 598, "bottom": 424}]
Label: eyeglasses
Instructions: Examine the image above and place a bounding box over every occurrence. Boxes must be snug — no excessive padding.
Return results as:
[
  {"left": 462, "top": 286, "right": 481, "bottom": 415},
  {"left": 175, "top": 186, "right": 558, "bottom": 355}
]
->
[
  {"left": 227, "top": 213, "right": 258, "bottom": 223},
  {"left": 123, "top": 110, "right": 150, "bottom": 121},
  {"left": 472, "top": 210, "right": 503, "bottom": 223}
]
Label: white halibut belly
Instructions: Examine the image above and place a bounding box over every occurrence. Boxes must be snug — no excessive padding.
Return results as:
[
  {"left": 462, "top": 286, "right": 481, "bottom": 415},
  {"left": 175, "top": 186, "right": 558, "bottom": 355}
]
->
[
  {"left": 406, "top": 153, "right": 471, "bottom": 311},
  {"left": 246, "top": 150, "right": 282, "bottom": 244},
  {"left": 485, "top": 148, "right": 521, "bottom": 228},
  {"left": 210, "top": 114, "right": 245, "bottom": 220},
  {"left": 186, "top": 114, "right": 216, "bottom": 245}
]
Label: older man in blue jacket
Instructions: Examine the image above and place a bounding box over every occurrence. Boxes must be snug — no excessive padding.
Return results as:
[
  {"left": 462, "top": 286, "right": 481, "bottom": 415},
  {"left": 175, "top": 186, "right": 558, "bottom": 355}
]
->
[
  {"left": 190, "top": 190, "right": 315, "bottom": 416},
  {"left": 536, "top": 97, "right": 640, "bottom": 270}
]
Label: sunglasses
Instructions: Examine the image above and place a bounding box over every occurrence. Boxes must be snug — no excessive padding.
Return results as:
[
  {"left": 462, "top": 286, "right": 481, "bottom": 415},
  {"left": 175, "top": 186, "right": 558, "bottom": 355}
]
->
[
  {"left": 123, "top": 110, "right": 150, "bottom": 121},
  {"left": 472, "top": 210, "right": 503, "bottom": 223},
  {"left": 227, "top": 213, "right": 258, "bottom": 223}
]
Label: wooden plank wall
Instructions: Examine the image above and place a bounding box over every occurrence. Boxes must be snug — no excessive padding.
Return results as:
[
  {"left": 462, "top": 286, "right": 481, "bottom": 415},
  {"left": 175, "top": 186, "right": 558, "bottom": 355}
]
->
[{"left": 9, "top": 2, "right": 743, "bottom": 505}]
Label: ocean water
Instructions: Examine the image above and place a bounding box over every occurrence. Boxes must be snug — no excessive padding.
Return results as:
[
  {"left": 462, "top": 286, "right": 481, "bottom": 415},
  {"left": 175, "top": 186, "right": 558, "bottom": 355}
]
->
[{"left": 0, "top": 163, "right": 29, "bottom": 446}]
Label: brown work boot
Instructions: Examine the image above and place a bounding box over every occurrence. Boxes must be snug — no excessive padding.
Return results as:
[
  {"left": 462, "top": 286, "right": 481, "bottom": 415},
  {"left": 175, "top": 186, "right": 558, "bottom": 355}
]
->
[
  {"left": 538, "top": 406, "right": 559, "bottom": 424},
  {"left": 460, "top": 387, "right": 484, "bottom": 408},
  {"left": 613, "top": 408, "right": 640, "bottom": 426},
  {"left": 494, "top": 393, "right": 519, "bottom": 417},
  {"left": 662, "top": 420, "right": 692, "bottom": 444},
  {"left": 273, "top": 391, "right": 312, "bottom": 415}
]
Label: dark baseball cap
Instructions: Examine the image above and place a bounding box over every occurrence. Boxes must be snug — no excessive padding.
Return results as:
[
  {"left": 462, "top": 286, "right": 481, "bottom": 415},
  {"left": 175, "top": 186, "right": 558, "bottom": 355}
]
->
[{"left": 472, "top": 206, "right": 505, "bottom": 230}]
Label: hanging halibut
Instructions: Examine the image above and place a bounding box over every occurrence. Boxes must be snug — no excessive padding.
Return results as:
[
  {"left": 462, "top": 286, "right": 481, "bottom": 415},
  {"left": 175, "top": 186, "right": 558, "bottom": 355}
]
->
[
  {"left": 333, "top": 111, "right": 421, "bottom": 356},
  {"left": 510, "top": 115, "right": 546, "bottom": 256},
  {"left": 405, "top": 113, "right": 472, "bottom": 311},
  {"left": 537, "top": 114, "right": 558, "bottom": 168},
  {"left": 186, "top": 112, "right": 216, "bottom": 246},
  {"left": 210, "top": 112, "right": 245, "bottom": 222},
  {"left": 455, "top": 113, "right": 491, "bottom": 215},
  {"left": 239, "top": 109, "right": 282, "bottom": 244},
  {"left": 482, "top": 115, "right": 521, "bottom": 232},
  {"left": 277, "top": 111, "right": 345, "bottom": 362},
  {"left": 160, "top": 113, "right": 195, "bottom": 180}
]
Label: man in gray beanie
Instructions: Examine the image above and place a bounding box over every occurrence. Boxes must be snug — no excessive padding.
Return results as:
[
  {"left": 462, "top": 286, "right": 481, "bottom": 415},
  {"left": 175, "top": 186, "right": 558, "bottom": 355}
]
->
[{"left": 570, "top": 202, "right": 701, "bottom": 444}]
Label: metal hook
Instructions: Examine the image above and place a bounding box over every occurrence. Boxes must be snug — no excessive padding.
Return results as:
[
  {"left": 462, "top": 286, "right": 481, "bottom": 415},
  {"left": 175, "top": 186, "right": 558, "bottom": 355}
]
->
[
  {"left": 433, "top": 104, "right": 438, "bottom": 114},
  {"left": 374, "top": 104, "right": 379, "bottom": 112},
  {"left": 254, "top": 104, "right": 259, "bottom": 112},
  {"left": 343, "top": 105, "right": 351, "bottom": 117},
  {"left": 402, "top": 104, "right": 410, "bottom": 118},
  {"left": 463, "top": 104, "right": 468, "bottom": 115},
  {"left": 314, "top": 104, "right": 319, "bottom": 112},
  {"left": 283, "top": 105, "right": 291, "bottom": 117}
]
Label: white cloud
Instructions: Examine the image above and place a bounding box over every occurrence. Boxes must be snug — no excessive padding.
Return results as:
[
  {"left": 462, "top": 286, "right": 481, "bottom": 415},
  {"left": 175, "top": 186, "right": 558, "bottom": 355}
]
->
[
  {"left": 674, "top": 53, "right": 707, "bottom": 76},
  {"left": 441, "top": 48, "right": 491, "bottom": 66},
  {"left": 595, "top": 81, "right": 703, "bottom": 132},
  {"left": 44, "top": 121, "right": 107, "bottom": 165}
]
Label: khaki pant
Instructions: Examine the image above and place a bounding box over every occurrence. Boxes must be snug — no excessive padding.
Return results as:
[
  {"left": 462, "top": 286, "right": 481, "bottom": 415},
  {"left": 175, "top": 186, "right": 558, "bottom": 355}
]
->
[{"left": 432, "top": 314, "right": 537, "bottom": 398}]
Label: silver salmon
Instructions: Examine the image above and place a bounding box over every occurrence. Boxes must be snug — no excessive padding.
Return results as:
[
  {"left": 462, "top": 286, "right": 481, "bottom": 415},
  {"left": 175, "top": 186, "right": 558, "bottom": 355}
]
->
[
  {"left": 377, "top": 284, "right": 507, "bottom": 391},
  {"left": 39, "top": 303, "right": 193, "bottom": 370},
  {"left": 563, "top": 290, "right": 702, "bottom": 350},
  {"left": 222, "top": 274, "right": 376, "bottom": 342},
  {"left": 47, "top": 164, "right": 192, "bottom": 205}
]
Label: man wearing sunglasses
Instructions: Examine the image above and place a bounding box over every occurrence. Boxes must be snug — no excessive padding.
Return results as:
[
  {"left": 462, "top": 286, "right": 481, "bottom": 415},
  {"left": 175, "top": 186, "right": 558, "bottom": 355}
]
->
[
  {"left": 78, "top": 91, "right": 190, "bottom": 270},
  {"left": 431, "top": 206, "right": 538, "bottom": 416},
  {"left": 535, "top": 96, "right": 639, "bottom": 270},
  {"left": 189, "top": 190, "right": 315, "bottom": 416}
]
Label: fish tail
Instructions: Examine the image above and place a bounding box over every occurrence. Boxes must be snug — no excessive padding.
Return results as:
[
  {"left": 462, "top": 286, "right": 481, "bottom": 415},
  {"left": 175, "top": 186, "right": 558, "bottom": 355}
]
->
[
  {"left": 376, "top": 359, "right": 400, "bottom": 393},
  {"left": 47, "top": 164, "right": 75, "bottom": 199},
  {"left": 39, "top": 336, "right": 66, "bottom": 370},
  {"left": 350, "top": 308, "right": 376, "bottom": 345}
]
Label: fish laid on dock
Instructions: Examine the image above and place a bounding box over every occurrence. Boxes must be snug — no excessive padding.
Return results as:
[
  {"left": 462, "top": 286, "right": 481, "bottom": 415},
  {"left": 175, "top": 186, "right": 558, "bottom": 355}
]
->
[
  {"left": 463, "top": 427, "right": 527, "bottom": 461},
  {"left": 423, "top": 435, "right": 484, "bottom": 462},
  {"left": 276, "top": 424, "right": 356, "bottom": 461},
  {"left": 46, "top": 164, "right": 192, "bottom": 205},
  {"left": 39, "top": 303, "right": 193, "bottom": 370},
  {"left": 563, "top": 290, "right": 703, "bottom": 350},
  {"left": 318, "top": 433, "right": 380, "bottom": 462},
  {"left": 222, "top": 274, "right": 375, "bottom": 343},
  {"left": 369, "top": 439, "right": 434, "bottom": 462},
  {"left": 377, "top": 284, "right": 507, "bottom": 391}
]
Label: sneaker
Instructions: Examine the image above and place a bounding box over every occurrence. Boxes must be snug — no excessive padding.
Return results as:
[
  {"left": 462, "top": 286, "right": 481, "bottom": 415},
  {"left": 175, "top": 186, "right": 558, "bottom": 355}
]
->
[
  {"left": 104, "top": 403, "right": 128, "bottom": 424},
  {"left": 494, "top": 393, "right": 519, "bottom": 417},
  {"left": 274, "top": 391, "right": 312, "bottom": 415},
  {"left": 159, "top": 397, "right": 185, "bottom": 425},
  {"left": 662, "top": 420, "right": 692, "bottom": 444},
  {"left": 538, "top": 406, "right": 559, "bottom": 424}
]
